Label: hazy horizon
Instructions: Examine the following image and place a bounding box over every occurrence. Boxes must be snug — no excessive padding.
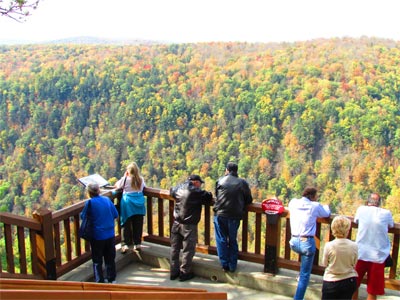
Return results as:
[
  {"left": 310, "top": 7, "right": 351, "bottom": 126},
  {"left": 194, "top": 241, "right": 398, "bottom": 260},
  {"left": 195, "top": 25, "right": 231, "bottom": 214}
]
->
[{"left": 1, "top": 0, "right": 400, "bottom": 45}]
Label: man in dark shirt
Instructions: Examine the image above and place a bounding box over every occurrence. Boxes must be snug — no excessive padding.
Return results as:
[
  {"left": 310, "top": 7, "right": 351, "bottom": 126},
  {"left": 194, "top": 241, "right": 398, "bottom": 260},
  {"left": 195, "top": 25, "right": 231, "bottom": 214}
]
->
[
  {"left": 169, "top": 174, "right": 213, "bottom": 281},
  {"left": 214, "top": 162, "right": 253, "bottom": 273}
]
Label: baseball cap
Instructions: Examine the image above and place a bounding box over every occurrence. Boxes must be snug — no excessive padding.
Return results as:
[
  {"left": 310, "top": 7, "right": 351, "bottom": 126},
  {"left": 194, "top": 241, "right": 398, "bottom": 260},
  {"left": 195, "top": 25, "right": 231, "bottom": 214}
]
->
[{"left": 188, "top": 175, "right": 204, "bottom": 183}]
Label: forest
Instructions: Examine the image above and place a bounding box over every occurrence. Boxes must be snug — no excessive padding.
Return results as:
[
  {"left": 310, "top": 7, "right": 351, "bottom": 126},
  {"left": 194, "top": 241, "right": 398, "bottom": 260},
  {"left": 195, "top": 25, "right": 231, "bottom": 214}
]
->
[{"left": 0, "top": 37, "right": 399, "bottom": 222}]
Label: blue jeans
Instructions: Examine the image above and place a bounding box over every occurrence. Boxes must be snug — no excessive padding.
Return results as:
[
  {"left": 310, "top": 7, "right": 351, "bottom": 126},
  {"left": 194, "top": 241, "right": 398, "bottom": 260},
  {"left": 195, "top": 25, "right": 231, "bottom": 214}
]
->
[
  {"left": 289, "top": 237, "right": 316, "bottom": 300},
  {"left": 213, "top": 216, "right": 240, "bottom": 272}
]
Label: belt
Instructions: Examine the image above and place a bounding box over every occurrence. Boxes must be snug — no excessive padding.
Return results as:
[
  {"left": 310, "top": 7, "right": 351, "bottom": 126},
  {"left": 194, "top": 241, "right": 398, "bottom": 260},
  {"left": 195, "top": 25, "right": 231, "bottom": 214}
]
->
[{"left": 292, "top": 235, "right": 314, "bottom": 238}]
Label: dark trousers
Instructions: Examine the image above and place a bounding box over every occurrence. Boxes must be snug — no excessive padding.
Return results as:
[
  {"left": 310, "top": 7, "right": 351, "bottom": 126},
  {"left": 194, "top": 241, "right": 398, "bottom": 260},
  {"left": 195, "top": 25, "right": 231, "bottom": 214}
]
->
[
  {"left": 90, "top": 237, "right": 116, "bottom": 283},
  {"left": 170, "top": 222, "right": 197, "bottom": 276},
  {"left": 322, "top": 277, "right": 357, "bottom": 300},
  {"left": 121, "top": 214, "right": 143, "bottom": 246}
]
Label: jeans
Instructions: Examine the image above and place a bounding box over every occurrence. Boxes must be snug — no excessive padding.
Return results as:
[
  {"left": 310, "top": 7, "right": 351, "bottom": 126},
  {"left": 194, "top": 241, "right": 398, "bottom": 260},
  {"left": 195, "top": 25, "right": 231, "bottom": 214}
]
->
[
  {"left": 289, "top": 236, "right": 316, "bottom": 300},
  {"left": 90, "top": 237, "right": 116, "bottom": 283},
  {"left": 170, "top": 222, "right": 198, "bottom": 276},
  {"left": 213, "top": 215, "right": 241, "bottom": 272}
]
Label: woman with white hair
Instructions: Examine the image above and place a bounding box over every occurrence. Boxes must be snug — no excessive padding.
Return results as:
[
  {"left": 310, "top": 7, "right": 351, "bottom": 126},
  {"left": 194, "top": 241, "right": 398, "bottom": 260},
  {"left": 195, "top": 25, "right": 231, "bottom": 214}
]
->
[{"left": 322, "top": 215, "right": 358, "bottom": 300}]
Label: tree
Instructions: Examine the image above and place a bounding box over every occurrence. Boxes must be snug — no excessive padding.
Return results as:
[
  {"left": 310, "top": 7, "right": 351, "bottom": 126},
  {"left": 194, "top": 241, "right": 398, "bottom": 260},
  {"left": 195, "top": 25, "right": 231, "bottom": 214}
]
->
[{"left": 0, "top": 0, "right": 40, "bottom": 21}]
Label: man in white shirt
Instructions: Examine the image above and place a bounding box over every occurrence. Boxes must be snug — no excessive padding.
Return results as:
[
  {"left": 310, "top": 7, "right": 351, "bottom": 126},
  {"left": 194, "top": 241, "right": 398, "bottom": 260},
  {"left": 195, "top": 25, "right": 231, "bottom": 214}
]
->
[
  {"left": 353, "top": 193, "right": 394, "bottom": 300},
  {"left": 289, "top": 187, "right": 331, "bottom": 300}
]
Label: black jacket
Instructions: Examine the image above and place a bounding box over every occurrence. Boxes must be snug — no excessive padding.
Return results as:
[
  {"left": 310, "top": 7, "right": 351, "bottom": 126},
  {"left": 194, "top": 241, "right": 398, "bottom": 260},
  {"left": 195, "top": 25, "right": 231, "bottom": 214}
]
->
[
  {"left": 170, "top": 180, "right": 213, "bottom": 225},
  {"left": 214, "top": 172, "right": 253, "bottom": 219}
]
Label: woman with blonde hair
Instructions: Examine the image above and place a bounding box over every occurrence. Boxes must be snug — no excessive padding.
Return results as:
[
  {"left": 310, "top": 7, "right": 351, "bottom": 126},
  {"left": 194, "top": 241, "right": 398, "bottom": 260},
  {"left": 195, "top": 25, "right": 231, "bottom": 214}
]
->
[
  {"left": 113, "top": 162, "right": 146, "bottom": 253},
  {"left": 322, "top": 215, "right": 358, "bottom": 299}
]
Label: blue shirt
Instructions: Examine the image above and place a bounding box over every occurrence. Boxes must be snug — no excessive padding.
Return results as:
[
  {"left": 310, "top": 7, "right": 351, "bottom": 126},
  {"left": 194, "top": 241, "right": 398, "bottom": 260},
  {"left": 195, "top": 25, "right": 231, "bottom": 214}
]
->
[
  {"left": 289, "top": 196, "right": 331, "bottom": 236},
  {"left": 81, "top": 195, "right": 119, "bottom": 240}
]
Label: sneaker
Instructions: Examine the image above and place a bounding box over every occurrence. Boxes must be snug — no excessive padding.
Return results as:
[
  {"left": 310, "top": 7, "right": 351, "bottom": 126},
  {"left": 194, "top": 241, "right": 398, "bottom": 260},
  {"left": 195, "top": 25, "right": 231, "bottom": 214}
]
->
[
  {"left": 179, "top": 272, "right": 194, "bottom": 282},
  {"left": 110, "top": 280, "right": 117, "bottom": 284},
  {"left": 121, "top": 245, "right": 129, "bottom": 254},
  {"left": 133, "top": 244, "right": 141, "bottom": 251},
  {"left": 170, "top": 273, "right": 180, "bottom": 280}
]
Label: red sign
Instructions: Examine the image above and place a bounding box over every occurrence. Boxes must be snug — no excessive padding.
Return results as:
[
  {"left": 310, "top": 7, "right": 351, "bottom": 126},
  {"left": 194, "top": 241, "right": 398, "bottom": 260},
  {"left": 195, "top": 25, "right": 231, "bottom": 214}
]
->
[{"left": 262, "top": 198, "right": 284, "bottom": 215}]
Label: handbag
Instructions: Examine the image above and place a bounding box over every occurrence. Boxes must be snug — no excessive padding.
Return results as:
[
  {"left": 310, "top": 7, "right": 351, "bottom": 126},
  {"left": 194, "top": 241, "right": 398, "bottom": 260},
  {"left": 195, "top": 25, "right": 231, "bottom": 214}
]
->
[
  {"left": 79, "top": 200, "right": 94, "bottom": 241},
  {"left": 384, "top": 254, "right": 393, "bottom": 268}
]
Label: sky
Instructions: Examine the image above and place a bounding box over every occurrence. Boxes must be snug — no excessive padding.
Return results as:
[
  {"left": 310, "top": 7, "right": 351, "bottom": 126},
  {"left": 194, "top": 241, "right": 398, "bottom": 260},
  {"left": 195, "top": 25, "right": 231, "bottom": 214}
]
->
[{"left": 1, "top": 0, "right": 400, "bottom": 44}]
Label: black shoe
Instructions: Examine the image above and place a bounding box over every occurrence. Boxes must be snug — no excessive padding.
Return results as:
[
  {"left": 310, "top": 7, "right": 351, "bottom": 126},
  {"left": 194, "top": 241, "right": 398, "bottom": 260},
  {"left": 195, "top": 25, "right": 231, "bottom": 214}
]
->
[
  {"left": 222, "top": 266, "right": 229, "bottom": 272},
  {"left": 170, "top": 273, "right": 180, "bottom": 280},
  {"left": 179, "top": 272, "right": 194, "bottom": 282}
]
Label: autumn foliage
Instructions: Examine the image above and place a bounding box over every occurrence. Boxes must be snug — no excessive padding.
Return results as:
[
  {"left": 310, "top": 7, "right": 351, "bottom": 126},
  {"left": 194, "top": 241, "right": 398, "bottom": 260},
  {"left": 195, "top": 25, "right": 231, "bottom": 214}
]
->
[{"left": 0, "top": 38, "right": 399, "bottom": 221}]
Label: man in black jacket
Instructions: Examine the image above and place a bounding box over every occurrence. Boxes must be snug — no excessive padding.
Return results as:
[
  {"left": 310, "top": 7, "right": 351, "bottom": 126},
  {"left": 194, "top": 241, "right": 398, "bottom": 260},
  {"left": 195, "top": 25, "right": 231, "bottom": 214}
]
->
[
  {"left": 214, "top": 162, "right": 253, "bottom": 273},
  {"left": 169, "top": 175, "right": 213, "bottom": 281}
]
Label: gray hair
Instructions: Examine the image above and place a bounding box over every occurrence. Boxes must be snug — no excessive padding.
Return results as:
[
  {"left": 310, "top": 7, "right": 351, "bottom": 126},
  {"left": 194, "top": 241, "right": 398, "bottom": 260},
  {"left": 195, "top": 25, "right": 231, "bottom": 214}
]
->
[
  {"left": 367, "top": 192, "right": 381, "bottom": 207},
  {"left": 87, "top": 183, "right": 100, "bottom": 196}
]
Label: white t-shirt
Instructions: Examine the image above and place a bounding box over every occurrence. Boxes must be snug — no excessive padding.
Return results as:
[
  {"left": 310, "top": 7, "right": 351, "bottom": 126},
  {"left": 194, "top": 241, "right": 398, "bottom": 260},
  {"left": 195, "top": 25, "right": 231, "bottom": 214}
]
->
[
  {"left": 354, "top": 205, "right": 394, "bottom": 263},
  {"left": 116, "top": 176, "right": 145, "bottom": 193}
]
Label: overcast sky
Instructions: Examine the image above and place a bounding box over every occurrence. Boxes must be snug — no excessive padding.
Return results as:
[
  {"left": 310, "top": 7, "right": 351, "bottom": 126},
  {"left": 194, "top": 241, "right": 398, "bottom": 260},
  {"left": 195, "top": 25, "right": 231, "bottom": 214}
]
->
[{"left": 1, "top": 0, "right": 400, "bottom": 43}]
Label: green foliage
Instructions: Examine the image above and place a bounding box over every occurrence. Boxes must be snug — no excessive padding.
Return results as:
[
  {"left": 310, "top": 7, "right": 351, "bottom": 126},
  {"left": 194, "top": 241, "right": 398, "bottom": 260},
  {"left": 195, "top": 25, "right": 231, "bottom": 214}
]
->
[{"left": 0, "top": 38, "right": 399, "bottom": 220}]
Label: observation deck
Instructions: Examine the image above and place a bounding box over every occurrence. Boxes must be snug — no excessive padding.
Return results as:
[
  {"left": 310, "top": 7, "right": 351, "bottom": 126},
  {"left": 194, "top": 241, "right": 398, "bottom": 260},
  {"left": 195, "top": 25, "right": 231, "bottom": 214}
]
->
[{"left": 1, "top": 186, "right": 399, "bottom": 299}]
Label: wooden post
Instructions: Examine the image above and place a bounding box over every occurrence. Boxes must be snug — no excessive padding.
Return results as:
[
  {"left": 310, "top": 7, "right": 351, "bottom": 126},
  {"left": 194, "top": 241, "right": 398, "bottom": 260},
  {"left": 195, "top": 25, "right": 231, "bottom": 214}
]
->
[
  {"left": 32, "top": 208, "right": 56, "bottom": 280},
  {"left": 264, "top": 214, "right": 281, "bottom": 274}
]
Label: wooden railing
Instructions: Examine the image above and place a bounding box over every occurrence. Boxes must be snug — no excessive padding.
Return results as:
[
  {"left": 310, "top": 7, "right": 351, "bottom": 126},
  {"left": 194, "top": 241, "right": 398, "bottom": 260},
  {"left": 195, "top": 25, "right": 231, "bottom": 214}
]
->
[
  {"left": 0, "top": 278, "right": 228, "bottom": 300},
  {"left": 0, "top": 186, "right": 399, "bottom": 290}
]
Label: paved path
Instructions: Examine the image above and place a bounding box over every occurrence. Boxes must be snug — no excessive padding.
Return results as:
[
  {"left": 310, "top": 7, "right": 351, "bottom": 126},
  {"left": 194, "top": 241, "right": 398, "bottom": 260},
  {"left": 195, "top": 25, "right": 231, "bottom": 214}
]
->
[{"left": 117, "top": 261, "right": 293, "bottom": 300}]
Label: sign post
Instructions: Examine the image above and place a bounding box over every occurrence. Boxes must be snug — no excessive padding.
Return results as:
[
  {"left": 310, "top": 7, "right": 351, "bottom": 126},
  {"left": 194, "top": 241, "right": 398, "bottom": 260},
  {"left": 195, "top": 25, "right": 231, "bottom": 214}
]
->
[{"left": 262, "top": 198, "right": 284, "bottom": 274}]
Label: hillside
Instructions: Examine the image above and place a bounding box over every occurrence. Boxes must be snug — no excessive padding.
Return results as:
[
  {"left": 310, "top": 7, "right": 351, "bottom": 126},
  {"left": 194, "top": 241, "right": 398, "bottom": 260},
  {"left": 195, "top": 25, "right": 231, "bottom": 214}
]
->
[{"left": 0, "top": 37, "right": 399, "bottom": 221}]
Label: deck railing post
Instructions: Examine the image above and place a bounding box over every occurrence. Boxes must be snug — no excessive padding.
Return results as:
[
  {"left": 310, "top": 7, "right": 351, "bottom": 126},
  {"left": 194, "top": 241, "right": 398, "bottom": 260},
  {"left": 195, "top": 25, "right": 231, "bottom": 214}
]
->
[
  {"left": 262, "top": 199, "right": 284, "bottom": 275},
  {"left": 264, "top": 214, "right": 281, "bottom": 274},
  {"left": 32, "top": 208, "right": 57, "bottom": 280}
]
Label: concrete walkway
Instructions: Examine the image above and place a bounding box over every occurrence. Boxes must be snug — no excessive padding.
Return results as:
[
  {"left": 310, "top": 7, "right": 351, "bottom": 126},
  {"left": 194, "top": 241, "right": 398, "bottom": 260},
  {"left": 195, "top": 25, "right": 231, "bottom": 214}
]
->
[{"left": 61, "top": 242, "right": 400, "bottom": 300}]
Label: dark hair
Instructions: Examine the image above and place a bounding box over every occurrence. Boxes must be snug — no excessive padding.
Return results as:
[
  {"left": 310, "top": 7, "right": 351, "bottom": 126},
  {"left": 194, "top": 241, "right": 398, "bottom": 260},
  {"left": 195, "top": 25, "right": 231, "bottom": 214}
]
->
[
  {"left": 226, "top": 162, "right": 238, "bottom": 173},
  {"left": 302, "top": 187, "right": 317, "bottom": 199}
]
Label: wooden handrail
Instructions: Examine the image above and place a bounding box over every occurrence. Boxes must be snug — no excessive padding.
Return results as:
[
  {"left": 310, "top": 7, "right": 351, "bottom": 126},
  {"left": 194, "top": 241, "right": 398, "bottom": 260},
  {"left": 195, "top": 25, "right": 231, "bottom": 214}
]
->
[
  {"left": 0, "top": 278, "right": 209, "bottom": 292},
  {"left": 0, "top": 278, "right": 227, "bottom": 300},
  {"left": 0, "top": 290, "right": 227, "bottom": 300}
]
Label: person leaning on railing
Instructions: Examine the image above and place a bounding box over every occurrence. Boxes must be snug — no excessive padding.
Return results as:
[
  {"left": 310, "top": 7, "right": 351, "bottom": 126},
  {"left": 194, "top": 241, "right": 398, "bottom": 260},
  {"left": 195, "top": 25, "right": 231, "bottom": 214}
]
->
[
  {"left": 288, "top": 186, "right": 331, "bottom": 300},
  {"left": 113, "top": 162, "right": 146, "bottom": 254},
  {"left": 213, "top": 162, "right": 253, "bottom": 273},
  {"left": 169, "top": 175, "right": 213, "bottom": 282},
  {"left": 352, "top": 192, "right": 394, "bottom": 300},
  {"left": 81, "top": 183, "right": 119, "bottom": 283}
]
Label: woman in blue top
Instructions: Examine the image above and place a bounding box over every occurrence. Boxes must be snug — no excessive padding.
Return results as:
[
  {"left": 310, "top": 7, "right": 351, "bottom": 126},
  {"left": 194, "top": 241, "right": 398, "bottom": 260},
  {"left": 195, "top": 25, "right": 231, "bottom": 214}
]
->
[
  {"left": 114, "top": 162, "right": 146, "bottom": 253},
  {"left": 81, "top": 183, "right": 119, "bottom": 283}
]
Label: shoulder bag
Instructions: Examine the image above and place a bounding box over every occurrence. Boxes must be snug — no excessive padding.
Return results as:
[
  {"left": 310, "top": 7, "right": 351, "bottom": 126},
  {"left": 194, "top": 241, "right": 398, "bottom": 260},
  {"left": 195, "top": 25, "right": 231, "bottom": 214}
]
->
[
  {"left": 385, "top": 254, "right": 393, "bottom": 268},
  {"left": 79, "top": 200, "right": 94, "bottom": 241}
]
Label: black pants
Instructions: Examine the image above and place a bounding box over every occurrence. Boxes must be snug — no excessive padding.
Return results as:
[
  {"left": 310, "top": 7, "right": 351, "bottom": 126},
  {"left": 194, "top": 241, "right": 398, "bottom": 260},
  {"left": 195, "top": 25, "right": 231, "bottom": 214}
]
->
[
  {"left": 170, "top": 222, "right": 197, "bottom": 276},
  {"left": 121, "top": 214, "right": 143, "bottom": 246},
  {"left": 322, "top": 277, "right": 357, "bottom": 300},
  {"left": 90, "top": 237, "right": 116, "bottom": 283}
]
